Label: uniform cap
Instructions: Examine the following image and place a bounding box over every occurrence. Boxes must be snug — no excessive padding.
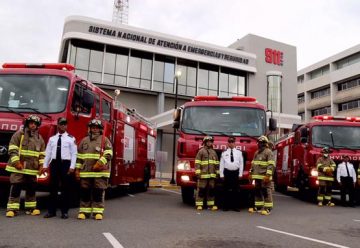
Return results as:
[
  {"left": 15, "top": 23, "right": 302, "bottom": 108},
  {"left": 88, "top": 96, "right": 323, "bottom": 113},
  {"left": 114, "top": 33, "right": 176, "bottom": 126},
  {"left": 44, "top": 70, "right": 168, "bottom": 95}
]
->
[
  {"left": 257, "top": 135, "right": 269, "bottom": 143},
  {"left": 57, "top": 117, "right": 67, "bottom": 125},
  {"left": 321, "top": 147, "right": 331, "bottom": 154}
]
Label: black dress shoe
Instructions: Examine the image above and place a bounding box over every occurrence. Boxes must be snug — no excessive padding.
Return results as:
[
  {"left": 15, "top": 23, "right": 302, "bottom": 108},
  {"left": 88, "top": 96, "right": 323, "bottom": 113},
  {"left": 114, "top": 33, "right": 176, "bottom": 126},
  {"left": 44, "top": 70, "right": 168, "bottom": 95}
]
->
[
  {"left": 44, "top": 213, "right": 56, "bottom": 218},
  {"left": 232, "top": 208, "right": 240, "bottom": 212},
  {"left": 61, "top": 213, "right": 69, "bottom": 219}
]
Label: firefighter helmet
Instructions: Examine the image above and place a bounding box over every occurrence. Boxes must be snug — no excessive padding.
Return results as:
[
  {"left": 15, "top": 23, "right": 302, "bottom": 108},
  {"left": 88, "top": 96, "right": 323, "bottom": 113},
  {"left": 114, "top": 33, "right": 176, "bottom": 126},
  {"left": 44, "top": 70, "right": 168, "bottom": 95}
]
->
[
  {"left": 24, "top": 115, "right": 41, "bottom": 127},
  {"left": 257, "top": 135, "right": 269, "bottom": 143},
  {"left": 203, "top": 136, "right": 214, "bottom": 143},
  {"left": 321, "top": 147, "right": 331, "bottom": 154},
  {"left": 88, "top": 119, "right": 103, "bottom": 129}
]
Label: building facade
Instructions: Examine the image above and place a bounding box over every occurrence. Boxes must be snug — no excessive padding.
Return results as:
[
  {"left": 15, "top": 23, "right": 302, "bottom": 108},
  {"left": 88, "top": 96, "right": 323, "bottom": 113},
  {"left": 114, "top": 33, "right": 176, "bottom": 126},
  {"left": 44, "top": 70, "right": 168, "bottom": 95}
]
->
[
  {"left": 298, "top": 44, "right": 360, "bottom": 122},
  {"left": 59, "top": 16, "right": 300, "bottom": 177}
]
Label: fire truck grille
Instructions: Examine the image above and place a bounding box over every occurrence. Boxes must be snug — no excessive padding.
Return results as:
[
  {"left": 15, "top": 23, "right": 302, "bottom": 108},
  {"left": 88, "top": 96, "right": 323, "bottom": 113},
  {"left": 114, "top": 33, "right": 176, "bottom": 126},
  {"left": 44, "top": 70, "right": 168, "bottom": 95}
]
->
[{"left": 0, "top": 131, "right": 15, "bottom": 164}]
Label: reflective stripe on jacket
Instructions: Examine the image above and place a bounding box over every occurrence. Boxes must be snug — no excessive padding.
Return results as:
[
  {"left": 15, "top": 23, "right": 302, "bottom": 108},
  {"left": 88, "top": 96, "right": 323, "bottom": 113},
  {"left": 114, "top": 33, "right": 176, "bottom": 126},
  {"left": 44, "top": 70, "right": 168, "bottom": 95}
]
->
[
  {"left": 250, "top": 148, "right": 275, "bottom": 179},
  {"left": 316, "top": 157, "right": 336, "bottom": 182},
  {"left": 195, "top": 147, "right": 219, "bottom": 178}
]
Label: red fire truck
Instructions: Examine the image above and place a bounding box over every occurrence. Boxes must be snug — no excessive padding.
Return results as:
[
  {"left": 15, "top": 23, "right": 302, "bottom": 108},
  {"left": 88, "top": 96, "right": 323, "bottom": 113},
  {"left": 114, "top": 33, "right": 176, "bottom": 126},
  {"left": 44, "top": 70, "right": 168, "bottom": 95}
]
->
[
  {"left": 274, "top": 115, "right": 360, "bottom": 198},
  {"left": 173, "top": 95, "right": 276, "bottom": 204},
  {"left": 0, "top": 63, "right": 156, "bottom": 201}
]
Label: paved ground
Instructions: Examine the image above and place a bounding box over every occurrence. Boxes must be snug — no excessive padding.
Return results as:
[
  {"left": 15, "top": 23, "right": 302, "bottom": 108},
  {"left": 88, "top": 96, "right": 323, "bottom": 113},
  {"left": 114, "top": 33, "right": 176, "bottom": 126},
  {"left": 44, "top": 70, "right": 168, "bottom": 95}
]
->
[{"left": 0, "top": 185, "right": 359, "bottom": 248}]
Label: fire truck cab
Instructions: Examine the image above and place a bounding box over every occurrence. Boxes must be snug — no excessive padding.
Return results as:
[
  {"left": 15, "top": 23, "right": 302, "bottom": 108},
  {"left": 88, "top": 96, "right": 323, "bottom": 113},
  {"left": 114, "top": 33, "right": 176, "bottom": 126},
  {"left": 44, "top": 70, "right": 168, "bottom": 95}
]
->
[
  {"left": 173, "top": 95, "right": 276, "bottom": 204},
  {"left": 0, "top": 63, "right": 156, "bottom": 201},
  {"left": 274, "top": 115, "right": 360, "bottom": 198}
]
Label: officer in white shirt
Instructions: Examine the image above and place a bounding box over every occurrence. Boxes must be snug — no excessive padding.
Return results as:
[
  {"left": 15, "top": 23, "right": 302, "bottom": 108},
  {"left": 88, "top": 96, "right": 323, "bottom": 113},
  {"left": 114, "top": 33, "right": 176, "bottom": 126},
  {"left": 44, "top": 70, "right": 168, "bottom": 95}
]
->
[
  {"left": 336, "top": 155, "right": 356, "bottom": 207},
  {"left": 42, "top": 117, "right": 77, "bottom": 218},
  {"left": 220, "top": 137, "right": 244, "bottom": 211}
]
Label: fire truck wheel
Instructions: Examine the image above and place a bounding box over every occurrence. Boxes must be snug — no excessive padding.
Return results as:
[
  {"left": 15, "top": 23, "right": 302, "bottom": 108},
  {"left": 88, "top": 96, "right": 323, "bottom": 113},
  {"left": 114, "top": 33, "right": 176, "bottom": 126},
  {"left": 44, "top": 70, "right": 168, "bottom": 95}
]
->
[
  {"left": 135, "top": 166, "right": 150, "bottom": 193},
  {"left": 181, "top": 187, "right": 194, "bottom": 205}
]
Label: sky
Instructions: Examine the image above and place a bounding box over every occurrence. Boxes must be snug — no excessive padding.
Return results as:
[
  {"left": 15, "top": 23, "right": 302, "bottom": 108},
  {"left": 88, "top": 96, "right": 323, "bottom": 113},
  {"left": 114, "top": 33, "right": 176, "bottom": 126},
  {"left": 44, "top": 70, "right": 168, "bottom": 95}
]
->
[{"left": 0, "top": 0, "right": 359, "bottom": 70}]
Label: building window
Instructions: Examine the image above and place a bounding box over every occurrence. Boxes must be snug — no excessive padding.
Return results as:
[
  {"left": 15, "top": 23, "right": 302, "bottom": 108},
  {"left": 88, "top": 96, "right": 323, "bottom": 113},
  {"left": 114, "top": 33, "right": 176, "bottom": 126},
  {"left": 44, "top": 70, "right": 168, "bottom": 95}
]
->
[
  {"left": 335, "top": 52, "right": 360, "bottom": 70},
  {"left": 297, "top": 75, "right": 304, "bottom": 84},
  {"left": 219, "top": 67, "right": 246, "bottom": 96},
  {"left": 311, "top": 87, "right": 330, "bottom": 99},
  {"left": 267, "top": 74, "right": 282, "bottom": 113},
  {"left": 177, "top": 59, "right": 197, "bottom": 96},
  {"left": 298, "top": 94, "right": 305, "bottom": 104},
  {"left": 337, "top": 77, "right": 360, "bottom": 91},
  {"left": 308, "top": 65, "right": 330, "bottom": 80},
  {"left": 153, "top": 54, "right": 175, "bottom": 93},
  {"left": 338, "top": 99, "right": 360, "bottom": 111},
  {"left": 311, "top": 106, "right": 331, "bottom": 116},
  {"left": 299, "top": 112, "right": 305, "bottom": 121}
]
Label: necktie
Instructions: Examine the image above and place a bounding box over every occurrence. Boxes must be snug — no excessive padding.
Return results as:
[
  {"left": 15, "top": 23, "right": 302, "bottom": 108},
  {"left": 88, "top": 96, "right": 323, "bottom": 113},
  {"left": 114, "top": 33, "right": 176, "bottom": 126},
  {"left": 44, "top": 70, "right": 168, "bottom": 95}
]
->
[
  {"left": 230, "top": 149, "right": 234, "bottom": 163},
  {"left": 56, "top": 134, "right": 62, "bottom": 160},
  {"left": 345, "top": 162, "right": 350, "bottom": 177}
]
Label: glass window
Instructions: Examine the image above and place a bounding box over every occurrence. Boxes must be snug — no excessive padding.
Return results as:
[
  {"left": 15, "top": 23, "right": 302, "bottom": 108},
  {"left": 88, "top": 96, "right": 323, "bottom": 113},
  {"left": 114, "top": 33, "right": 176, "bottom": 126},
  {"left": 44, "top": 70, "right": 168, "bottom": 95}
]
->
[
  {"left": 219, "top": 73, "right": 228, "bottom": 92},
  {"left": 198, "top": 88, "right": 208, "bottom": 95},
  {"left": 75, "top": 70, "right": 88, "bottom": 80},
  {"left": 71, "top": 84, "right": 93, "bottom": 115},
  {"left": 0, "top": 75, "right": 69, "bottom": 113},
  {"left": 153, "top": 81, "right": 163, "bottom": 92},
  {"left": 164, "top": 62, "right": 175, "bottom": 84},
  {"left": 164, "top": 83, "right": 173, "bottom": 93},
  {"left": 238, "top": 76, "right": 245, "bottom": 95},
  {"left": 89, "top": 50, "right": 103, "bottom": 72},
  {"left": 128, "top": 78, "right": 140, "bottom": 88},
  {"left": 198, "top": 69, "right": 208, "bottom": 89},
  {"left": 141, "top": 59, "right": 152, "bottom": 80},
  {"left": 115, "top": 75, "right": 126, "bottom": 86},
  {"left": 129, "top": 56, "right": 141, "bottom": 78},
  {"left": 104, "top": 52, "right": 116, "bottom": 74},
  {"left": 154, "top": 61, "right": 164, "bottom": 82},
  {"left": 187, "top": 87, "right": 196, "bottom": 96},
  {"left": 88, "top": 72, "right": 101, "bottom": 83},
  {"left": 75, "top": 47, "right": 90, "bottom": 70},
  {"left": 229, "top": 75, "right": 237, "bottom": 94},
  {"left": 140, "top": 79, "right": 151, "bottom": 90},
  {"left": 69, "top": 44, "right": 76, "bottom": 65},
  {"left": 115, "top": 54, "right": 128, "bottom": 76},
  {"left": 209, "top": 70, "right": 218, "bottom": 91},
  {"left": 103, "top": 74, "right": 114, "bottom": 85},
  {"left": 267, "top": 75, "right": 282, "bottom": 112},
  {"left": 95, "top": 95, "right": 100, "bottom": 117},
  {"left": 102, "top": 99, "right": 111, "bottom": 121},
  {"left": 187, "top": 67, "right": 197, "bottom": 87}
]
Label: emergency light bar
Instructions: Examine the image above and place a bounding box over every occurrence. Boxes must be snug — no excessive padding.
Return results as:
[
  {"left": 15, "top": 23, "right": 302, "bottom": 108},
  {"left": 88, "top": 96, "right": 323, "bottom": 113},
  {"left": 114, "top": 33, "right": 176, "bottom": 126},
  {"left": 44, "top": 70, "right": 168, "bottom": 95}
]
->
[
  {"left": 313, "top": 115, "right": 360, "bottom": 122},
  {"left": 2, "top": 63, "right": 75, "bottom": 71},
  {"left": 193, "top": 95, "right": 256, "bottom": 102}
]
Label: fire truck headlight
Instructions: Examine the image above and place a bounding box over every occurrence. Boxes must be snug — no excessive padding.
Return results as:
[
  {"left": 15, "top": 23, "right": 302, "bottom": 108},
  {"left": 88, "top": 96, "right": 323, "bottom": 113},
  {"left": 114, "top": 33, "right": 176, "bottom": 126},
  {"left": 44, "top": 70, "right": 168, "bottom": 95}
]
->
[
  {"left": 37, "top": 172, "right": 48, "bottom": 180},
  {"left": 252, "top": 180, "right": 255, "bottom": 185},
  {"left": 181, "top": 175, "right": 190, "bottom": 182},
  {"left": 310, "top": 169, "right": 318, "bottom": 177},
  {"left": 315, "top": 180, "right": 319, "bottom": 185},
  {"left": 177, "top": 161, "right": 190, "bottom": 170}
]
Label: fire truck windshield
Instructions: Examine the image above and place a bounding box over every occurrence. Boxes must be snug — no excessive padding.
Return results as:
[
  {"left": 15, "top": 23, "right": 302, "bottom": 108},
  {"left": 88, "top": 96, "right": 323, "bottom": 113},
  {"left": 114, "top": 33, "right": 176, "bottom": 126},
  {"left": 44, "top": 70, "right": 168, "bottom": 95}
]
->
[
  {"left": 181, "top": 106, "right": 266, "bottom": 136},
  {"left": 312, "top": 125, "right": 360, "bottom": 149},
  {"left": 0, "top": 75, "right": 69, "bottom": 113}
]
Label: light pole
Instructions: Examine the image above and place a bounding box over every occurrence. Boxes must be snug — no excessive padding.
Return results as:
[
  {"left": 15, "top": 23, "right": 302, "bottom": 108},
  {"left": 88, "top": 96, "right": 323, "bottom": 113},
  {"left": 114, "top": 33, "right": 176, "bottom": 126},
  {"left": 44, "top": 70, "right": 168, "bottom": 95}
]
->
[{"left": 170, "top": 70, "right": 182, "bottom": 185}]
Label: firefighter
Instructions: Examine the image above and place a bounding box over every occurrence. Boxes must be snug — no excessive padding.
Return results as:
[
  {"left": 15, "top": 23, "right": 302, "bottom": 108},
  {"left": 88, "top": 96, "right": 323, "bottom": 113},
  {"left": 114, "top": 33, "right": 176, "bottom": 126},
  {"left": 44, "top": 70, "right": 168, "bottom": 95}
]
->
[
  {"left": 195, "top": 136, "right": 219, "bottom": 211},
  {"left": 5, "top": 115, "right": 45, "bottom": 217},
  {"left": 75, "top": 119, "right": 113, "bottom": 220},
  {"left": 248, "top": 135, "right": 275, "bottom": 216},
  {"left": 316, "top": 147, "right": 336, "bottom": 207}
]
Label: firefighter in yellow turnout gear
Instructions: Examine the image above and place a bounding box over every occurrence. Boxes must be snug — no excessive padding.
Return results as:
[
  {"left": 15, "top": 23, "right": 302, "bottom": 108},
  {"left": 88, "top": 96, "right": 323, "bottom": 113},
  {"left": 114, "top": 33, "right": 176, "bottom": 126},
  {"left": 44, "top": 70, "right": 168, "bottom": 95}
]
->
[
  {"left": 5, "top": 115, "right": 45, "bottom": 217},
  {"left": 194, "top": 136, "right": 219, "bottom": 211},
  {"left": 316, "top": 147, "right": 336, "bottom": 207},
  {"left": 249, "top": 135, "right": 275, "bottom": 215},
  {"left": 75, "top": 119, "right": 113, "bottom": 220}
]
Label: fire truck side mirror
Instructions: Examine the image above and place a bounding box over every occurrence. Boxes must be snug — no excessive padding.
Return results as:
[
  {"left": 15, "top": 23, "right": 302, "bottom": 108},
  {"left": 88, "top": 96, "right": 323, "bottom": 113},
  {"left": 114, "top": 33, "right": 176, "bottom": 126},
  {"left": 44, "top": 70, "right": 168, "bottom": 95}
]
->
[
  {"left": 269, "top": 117, "right": 277, "bottom": 131},
  {"left": 172, "top": 108, "right": 181, "bottom": 129}
]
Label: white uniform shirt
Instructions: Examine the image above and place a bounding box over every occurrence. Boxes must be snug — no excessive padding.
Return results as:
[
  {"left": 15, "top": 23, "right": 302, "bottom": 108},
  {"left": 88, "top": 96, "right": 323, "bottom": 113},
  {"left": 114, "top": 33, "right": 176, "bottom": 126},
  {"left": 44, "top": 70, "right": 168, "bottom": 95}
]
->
[
  {"left": 220, "top": 148, "right": 244, "bottom": 178},
  {"left": 336, "top": 161, "right": 356, "bottom": 183},
  {"left": 43, "top": 132, "right": 77, "bottom": 169}
]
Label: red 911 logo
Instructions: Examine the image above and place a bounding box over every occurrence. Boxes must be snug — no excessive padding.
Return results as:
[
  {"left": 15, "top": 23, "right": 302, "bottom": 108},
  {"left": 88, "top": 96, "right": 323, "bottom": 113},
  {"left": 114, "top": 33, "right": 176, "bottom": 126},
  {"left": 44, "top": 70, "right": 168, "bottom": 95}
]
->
[{"left": 265, "top": 48, "right": 283, "bottom": 66}]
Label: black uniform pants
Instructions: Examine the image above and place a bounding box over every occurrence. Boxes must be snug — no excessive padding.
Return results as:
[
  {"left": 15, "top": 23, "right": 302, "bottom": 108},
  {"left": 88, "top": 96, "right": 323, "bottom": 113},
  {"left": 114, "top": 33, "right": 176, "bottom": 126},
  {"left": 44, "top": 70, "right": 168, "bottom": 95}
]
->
[
  {"left": 340, "top": 176, "right": 355, "bottom": 206},
  {"left": 48, "top": 160, "right": 71, "bottom": 214},
  {"left": 223, "top": 169, "right": 239, "bottom": 209}
]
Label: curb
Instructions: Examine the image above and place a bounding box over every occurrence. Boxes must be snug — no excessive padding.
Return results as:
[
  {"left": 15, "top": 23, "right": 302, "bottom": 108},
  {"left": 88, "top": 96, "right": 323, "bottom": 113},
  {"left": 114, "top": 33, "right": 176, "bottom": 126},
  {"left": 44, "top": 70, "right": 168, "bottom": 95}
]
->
[{"left": 149, "top": 179, "right": 180, "bottom": 190}]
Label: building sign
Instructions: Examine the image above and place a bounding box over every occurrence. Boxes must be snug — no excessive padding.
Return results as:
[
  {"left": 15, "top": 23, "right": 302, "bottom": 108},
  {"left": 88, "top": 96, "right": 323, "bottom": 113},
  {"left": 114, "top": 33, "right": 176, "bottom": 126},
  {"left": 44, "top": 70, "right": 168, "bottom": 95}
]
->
[
  {"left": 265, "top": 48, "right": 283, "bottom": 66},
  {"left": 87, "top": 25, "right": 250, "bottom": 65}
]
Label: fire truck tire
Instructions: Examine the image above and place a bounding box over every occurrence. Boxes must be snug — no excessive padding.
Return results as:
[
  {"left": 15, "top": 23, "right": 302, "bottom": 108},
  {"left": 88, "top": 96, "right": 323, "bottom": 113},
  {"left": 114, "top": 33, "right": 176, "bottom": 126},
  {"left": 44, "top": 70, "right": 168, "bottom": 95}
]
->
[
  {"left": 136, "top": 166, "right": 151, "bottom": 192},
  {"left": 181, "top": 187, "right": 194, "bottom": 205},
  {"left": 273, "top": 173, "right": 287, "bottom": 193}
]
